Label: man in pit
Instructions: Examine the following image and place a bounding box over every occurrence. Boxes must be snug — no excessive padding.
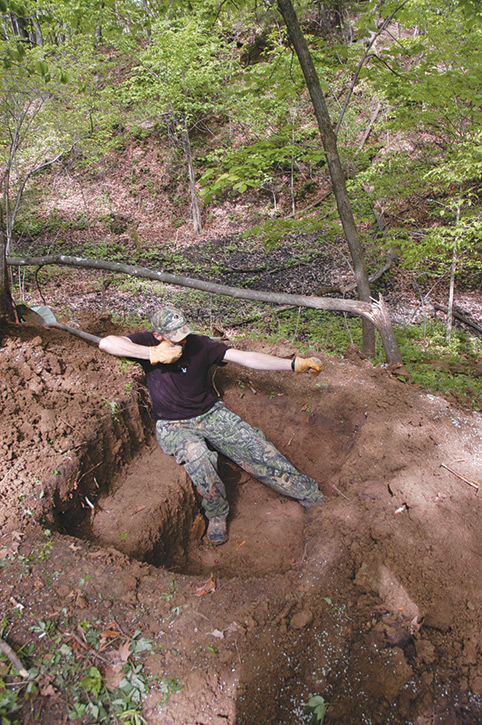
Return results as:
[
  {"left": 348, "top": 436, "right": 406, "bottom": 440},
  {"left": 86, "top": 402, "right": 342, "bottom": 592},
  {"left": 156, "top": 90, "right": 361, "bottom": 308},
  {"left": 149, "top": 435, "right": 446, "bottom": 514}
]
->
[{"left": 98, "top": 305, "right": 324, "bottom": 545}]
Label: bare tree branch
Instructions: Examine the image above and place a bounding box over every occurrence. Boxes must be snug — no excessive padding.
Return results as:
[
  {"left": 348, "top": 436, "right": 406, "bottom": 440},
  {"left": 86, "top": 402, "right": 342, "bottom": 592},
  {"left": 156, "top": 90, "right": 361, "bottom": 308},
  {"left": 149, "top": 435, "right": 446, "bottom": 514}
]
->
[{"left": 0, "top": 636, "right": 28, "bottom": 678}]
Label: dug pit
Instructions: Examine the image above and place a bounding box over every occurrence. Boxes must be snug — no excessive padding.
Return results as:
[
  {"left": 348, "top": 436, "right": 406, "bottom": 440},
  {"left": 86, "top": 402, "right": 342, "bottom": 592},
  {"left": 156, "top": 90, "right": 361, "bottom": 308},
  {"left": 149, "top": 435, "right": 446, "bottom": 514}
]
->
[{"left": 59, "top": 366, "right": 358, "bottom": 579}]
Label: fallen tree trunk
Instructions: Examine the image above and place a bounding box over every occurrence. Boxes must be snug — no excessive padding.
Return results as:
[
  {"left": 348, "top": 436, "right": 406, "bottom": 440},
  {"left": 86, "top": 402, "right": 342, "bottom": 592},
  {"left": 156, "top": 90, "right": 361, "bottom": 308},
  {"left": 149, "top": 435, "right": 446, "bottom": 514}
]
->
[
  {"left": 7, "top": 253, "right": 402, "bottom": 364},
  {"left": 433, "top": 303, "right": 482, "bottom": 336}
]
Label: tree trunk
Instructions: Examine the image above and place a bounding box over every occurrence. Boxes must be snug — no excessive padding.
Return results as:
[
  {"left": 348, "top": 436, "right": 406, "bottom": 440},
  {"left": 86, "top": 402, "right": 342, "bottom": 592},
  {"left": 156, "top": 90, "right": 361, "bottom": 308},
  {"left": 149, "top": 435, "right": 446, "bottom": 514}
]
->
[
  {"left": 7, "top": 253, "right": 403, "bottom": 364},
  {"left": 446, "top": 197, "right": 461, "bottom": 344},
  {"left": 277, "top": 0, "right": 376, "bottom": 357},
  {"left": 182, "top": 124, "right": 202, "bottom": 235},
  {"left": 446, "top": 246, "right": 457, "bottom": 344},
  {"left": 31, "top": 16, "right": 43, "bottom": 46},
  {"left": 0, "top": 207, "right": 18, "bottom": 321}
]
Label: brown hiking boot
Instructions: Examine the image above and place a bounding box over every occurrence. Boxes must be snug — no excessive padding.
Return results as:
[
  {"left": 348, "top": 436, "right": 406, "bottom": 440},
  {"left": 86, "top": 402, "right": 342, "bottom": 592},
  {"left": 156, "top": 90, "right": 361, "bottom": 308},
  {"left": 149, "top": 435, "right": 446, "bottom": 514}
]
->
[
  {"left": 300, "top": 491, "right": 324, "bottom": 509},
  {"left": 206, "top": 514, "right": 228, "bottom": 545}
]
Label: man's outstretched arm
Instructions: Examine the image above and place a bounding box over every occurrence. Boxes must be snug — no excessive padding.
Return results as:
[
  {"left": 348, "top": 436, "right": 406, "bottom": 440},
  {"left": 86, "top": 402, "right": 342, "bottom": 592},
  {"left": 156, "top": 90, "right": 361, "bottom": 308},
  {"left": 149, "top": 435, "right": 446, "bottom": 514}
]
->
[
  {"left": 223, "top": 348, "right": 322, "bottom": 375},
  {"left": 99, "top": 335, "right": 151, "bottom": 360},
  {"left": 224, "top": 348, "right": 291, "bottom": 371},
  {"left": 99, "top": 335, "right": 183, "bottom": 365}
]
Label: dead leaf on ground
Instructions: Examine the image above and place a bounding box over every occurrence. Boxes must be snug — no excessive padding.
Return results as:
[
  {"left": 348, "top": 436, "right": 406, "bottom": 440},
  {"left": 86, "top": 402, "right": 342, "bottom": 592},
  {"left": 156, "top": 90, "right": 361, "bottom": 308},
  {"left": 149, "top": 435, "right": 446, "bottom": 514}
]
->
[
  {"left": 0, "top": 547, "right": 17, "bottom": 559},
  {"left": 195, "top": 573, "right": 216, "bottom": 597},
  {"left": 76, "top": 624, "right": 88, "bottom": 644},
  {"left": 100, "top": 627, "right": 123, "bottom": 639},
  {"left": 65, "top": 635, "right": 84, "bottom": 653},
  {"left": 105, "top": 662, "right": 124, "bottom": 690},
  {"left": 411, "top": 614, "right": 424, "bottom": 633},
  {"left": 104, "top": 639, "right": 132, "bottom": 690},
  {"left": 99, "top": 626, "right": 124, "bottom": 649},
  {"left": 40, "top": 683, "right": 57, "bottom": 697},
  {"left": 116, "top": 640, "right": 132, "bottom": 663},
  {"left": 0, "top": 532, "right": 22, "bottom": 559},
  {"left": 9, "top": 597, "right": 24, "bottom": 610},
  {"left": 210, "top": 629, "right": 224, "bottom": 639},
  {"left": 225, "top": 622, "right": 240, "bottom": 635}
]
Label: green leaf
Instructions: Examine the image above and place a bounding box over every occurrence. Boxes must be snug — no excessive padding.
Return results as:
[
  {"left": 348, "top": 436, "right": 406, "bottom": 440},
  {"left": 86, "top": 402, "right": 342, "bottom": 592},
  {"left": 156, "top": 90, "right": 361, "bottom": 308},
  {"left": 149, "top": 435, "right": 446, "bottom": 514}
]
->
[
  {"left": 35, "top": 60, "right": 49, "bottom": 77},
  {"left": 81, "top": 666, "right": 103, "bottom": 697}
]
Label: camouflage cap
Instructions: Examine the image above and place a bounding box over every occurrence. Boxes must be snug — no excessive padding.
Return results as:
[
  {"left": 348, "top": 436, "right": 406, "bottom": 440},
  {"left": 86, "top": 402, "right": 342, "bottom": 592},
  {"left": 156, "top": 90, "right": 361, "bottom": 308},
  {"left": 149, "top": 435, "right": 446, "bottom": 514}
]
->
[{"left": 150, "top": 306, "right": 194, "bottom": 342}]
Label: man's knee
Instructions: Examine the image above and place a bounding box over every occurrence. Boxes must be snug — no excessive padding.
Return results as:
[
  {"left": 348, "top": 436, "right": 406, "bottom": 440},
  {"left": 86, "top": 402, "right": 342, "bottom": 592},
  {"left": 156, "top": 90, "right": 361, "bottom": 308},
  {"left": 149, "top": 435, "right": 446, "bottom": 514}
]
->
[{"left": 183, "top": 439, "right": 208, "bottom": 465}]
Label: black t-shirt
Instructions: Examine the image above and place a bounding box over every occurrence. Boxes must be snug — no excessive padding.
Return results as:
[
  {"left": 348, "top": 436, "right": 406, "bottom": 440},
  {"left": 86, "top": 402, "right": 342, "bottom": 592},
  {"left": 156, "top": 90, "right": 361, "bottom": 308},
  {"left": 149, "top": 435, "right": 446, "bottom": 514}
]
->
[{"left": 127, "top": 332, "right": 229, "bottom": 421}]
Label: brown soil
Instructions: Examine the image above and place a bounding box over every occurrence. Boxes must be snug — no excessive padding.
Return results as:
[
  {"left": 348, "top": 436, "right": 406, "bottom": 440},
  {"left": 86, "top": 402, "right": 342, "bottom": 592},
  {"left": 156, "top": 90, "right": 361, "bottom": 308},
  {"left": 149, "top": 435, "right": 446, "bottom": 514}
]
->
[{"left": 1, "top": 316, "right": 482, "bottom": 724}]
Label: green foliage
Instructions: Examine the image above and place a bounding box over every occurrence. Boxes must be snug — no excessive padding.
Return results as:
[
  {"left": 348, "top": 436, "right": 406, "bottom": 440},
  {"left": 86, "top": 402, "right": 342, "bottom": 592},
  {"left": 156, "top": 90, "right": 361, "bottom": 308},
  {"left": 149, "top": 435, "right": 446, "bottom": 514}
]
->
[
  {"left": 251, "top": 308, "right": 482, "bottom": 411},
  {"left": 125, "top": 16, "right": 238, "bottom": 129},
  {"left": 397, "top": 320, "right": 482, "bottom": 411},
  {"left": 243, "top": 217, "right": 339, "bottom": 248},
  {"left": 0, "top": 619, "right": 165, "bottom": 723},
  {"left": 0, "top": 25, "right": 124, "bottom": 270},
  {"left": 161, "top": 578, "right": 177, "bottom": 602},
  {"left": 2, "top": 0, "right": 482, "bottom": 366},
  {"left": 303, "top": 693, "right": 329, "bottom": 723},
  {"left": 1, "top": 0, "right": 149, "bottom": 49},
  {"left": 197, "top": 24, "right": 341, "bottom": 205},
  {"left": 14, "top": 208, "right": 90, "bottom": 239},
  {"left": 355, "top": 0, "right": 482, "bottom": 285},
  {"left": 200, "top": 130, "right": 326, "bottom": 201},
  {"left": 264, "top": 308, "right": 363, "bottom": 353}
]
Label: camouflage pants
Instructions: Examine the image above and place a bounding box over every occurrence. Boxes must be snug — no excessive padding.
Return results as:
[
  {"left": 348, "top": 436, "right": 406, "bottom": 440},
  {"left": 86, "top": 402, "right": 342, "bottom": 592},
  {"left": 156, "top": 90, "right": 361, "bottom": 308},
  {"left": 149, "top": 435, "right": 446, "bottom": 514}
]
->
[{"left": 155, "top": 401, "right": 320, "bottom": 519}]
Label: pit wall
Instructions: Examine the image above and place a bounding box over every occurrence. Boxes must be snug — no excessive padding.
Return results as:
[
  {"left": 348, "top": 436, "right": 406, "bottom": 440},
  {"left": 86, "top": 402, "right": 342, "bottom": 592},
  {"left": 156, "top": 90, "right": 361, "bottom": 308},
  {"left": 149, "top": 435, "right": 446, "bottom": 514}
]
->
[{"left": 46, "top": 387, "right": 154, "bottom": 532}]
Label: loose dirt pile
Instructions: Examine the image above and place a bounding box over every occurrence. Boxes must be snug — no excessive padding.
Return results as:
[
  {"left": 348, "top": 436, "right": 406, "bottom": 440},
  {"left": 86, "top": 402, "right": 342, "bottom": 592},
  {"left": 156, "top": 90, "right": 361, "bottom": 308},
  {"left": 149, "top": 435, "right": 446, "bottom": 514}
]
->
[{"left": 1, "top": 317, "right": 481, "bottom": 724}]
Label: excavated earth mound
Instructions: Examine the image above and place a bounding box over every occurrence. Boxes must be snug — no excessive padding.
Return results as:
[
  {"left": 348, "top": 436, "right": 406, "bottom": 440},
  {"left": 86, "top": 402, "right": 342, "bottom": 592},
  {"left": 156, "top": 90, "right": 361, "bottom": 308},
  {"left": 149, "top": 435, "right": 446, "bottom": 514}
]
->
[{"left": 1, "top": 317, "right": 481, "bottom": 724}]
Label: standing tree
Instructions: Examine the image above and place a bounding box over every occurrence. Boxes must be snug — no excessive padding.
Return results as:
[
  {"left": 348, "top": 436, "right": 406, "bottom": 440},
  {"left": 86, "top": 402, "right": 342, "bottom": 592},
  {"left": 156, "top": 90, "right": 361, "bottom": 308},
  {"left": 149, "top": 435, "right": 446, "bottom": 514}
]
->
[
  {"left": 276, "top": 0, "right": 376, "bottom": 356},
  {"left": 199, "top": 23, "right": 329, "bottom": 213},
  {"left": 125, "top": 16, "right": 240, "bottom": 235}
]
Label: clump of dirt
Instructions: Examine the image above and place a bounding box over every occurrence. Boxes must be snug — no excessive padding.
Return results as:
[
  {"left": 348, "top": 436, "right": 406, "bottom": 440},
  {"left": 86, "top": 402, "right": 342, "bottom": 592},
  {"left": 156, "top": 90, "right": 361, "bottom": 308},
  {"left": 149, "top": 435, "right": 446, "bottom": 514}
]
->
[{"left": 1, "top": 317, "right": 482, "bottom": 723}]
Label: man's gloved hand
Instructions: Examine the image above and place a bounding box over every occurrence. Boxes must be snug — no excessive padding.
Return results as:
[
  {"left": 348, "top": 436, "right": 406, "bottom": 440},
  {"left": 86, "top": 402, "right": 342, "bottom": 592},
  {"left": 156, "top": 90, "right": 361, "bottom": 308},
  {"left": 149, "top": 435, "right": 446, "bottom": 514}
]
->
[
  {"left": 293, "top": 356, "right": 322, "bottom": 377},
  {"left": 149, "top": 341, "right": 183, "bottom": 365}
]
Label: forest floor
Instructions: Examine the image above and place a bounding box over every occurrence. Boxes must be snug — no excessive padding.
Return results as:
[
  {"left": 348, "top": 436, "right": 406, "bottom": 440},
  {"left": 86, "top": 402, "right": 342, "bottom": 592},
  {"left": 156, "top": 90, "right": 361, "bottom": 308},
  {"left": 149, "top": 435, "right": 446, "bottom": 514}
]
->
[{"left": 1, "top": 291, "right": 482, "bottom": 723}]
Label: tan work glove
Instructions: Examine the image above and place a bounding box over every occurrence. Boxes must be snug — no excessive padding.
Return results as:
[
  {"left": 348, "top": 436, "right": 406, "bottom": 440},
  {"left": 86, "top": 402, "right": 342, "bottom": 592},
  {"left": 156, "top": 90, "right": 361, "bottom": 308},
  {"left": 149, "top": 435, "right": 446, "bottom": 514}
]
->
[
  {"left": 293, "top": 356, "right": 322, "bottom": 377},
  {"left": 149, "top": 341, "right": 183, "bottom": 365}
]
